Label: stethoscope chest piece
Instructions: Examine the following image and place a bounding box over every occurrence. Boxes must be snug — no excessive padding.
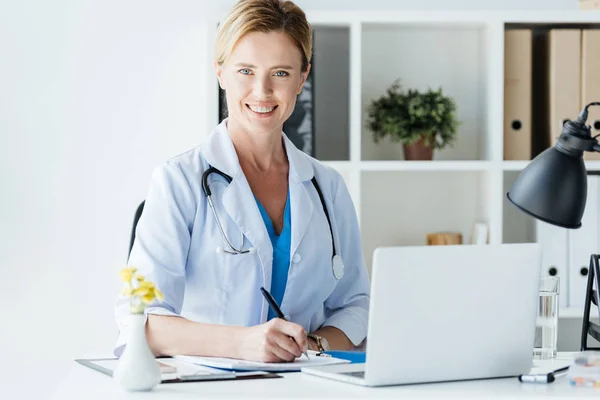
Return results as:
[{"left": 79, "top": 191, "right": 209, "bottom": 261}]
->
[{"left": 332, "top": 255, "right": 344, "bottom": 280}]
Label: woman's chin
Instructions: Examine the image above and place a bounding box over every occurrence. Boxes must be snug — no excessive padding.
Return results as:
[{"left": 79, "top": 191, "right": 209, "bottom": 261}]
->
[{"left": 246, "top": 114, "right": 283, "bottom": 131}]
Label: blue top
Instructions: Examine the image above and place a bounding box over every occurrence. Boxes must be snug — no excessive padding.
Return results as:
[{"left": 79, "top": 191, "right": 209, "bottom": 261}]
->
[{"left": 254, "top": 191, "right": 292, "bottom": 320}]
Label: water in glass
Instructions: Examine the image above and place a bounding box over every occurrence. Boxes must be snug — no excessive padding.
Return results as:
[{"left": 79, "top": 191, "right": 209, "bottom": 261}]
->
[{"left": 533, "top": 281, "right": 559, "bottom": 359}]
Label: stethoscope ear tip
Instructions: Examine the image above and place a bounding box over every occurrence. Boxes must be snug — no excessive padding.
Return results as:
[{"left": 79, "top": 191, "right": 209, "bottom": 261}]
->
[
  {"left": 248, "top": 247, "right": 257, "bottom": 254},
  {"left": 216, "top": 247, "right": 224, "bottom": 254}
]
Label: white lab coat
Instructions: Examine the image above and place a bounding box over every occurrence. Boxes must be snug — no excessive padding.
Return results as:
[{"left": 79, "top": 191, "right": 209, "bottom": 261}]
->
[{"left": 114, "top": 120, "right": 370, "bottom": 356}]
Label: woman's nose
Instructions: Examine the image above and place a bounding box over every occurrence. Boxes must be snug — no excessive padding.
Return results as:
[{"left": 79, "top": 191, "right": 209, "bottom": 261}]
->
[{"left": 253, "top": 76, "right": 273, "bottom": 97}]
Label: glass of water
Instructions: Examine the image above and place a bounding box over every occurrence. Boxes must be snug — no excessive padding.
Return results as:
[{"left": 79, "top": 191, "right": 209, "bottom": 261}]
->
[{"left": 533, "top": 276, "right": 559, "bottom": 359}]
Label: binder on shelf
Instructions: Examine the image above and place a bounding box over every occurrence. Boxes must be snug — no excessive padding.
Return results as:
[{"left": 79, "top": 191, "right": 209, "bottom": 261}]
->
[
  {"left": 568, "top": 176, "right": 599, "bottom": 308},
  {"left": 579, "top": 0, "right": 600, "bottom": 10},
  {"left": 504, "top": 29, "right": 532, "bottom": 161},
  {"left": 548, "top": 29, "right": 581, "bottom": 150},
  {"left": 582, "top": 29, "right": 600, "bottom": 161},
  {"left": 535, "top": 219, "right": 568, "bottom": 307}
]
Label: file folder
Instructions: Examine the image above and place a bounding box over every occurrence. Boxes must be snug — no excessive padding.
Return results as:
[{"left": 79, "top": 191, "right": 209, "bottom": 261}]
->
[
  {"left": 582, "top": 29, "right": 600, "bottom": 160},
  {"left": 579, "top": 0, "right": 600, "bottom": 10},
  {"left": 504, "top": 29, "right": 532, "bottom": 160},
  {"left": 548, "top": 29, "right": 581, "bottom": 150}
]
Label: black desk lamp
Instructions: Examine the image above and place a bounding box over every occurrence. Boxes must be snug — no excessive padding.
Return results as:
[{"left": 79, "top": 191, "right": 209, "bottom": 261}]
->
[{"left": 506, "top": 101, "right": 600, "bottom": 351}]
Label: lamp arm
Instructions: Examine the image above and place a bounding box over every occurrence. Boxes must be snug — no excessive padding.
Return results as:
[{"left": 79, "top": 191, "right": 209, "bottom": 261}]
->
[
  {"left": 556, "top": 102, "right": 600, "bottom": 156},
  {"left": 583, "top": 102, "right": 600, "bottom": 152},
  {"left": 576, "top": 102, "right": 600, "bottom": 126}
]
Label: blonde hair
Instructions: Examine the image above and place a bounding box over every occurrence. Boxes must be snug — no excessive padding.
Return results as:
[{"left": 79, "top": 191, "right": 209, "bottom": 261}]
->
[{"left": 215, "top": 0, "right": 312, "bottom": 72}]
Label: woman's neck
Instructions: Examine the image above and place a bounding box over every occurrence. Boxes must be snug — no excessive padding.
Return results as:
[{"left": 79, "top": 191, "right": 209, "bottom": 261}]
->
[{"left": 227, "top": 119, "right": 287, "bottom": 172}]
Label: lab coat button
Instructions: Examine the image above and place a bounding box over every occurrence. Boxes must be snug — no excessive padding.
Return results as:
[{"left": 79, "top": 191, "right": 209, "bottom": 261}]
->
[{"left": 292, "top": 253, "right": 301, "bottom": 263}]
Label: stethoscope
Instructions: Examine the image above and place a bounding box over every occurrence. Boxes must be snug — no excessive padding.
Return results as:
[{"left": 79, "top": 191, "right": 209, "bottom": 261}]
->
[{"left": 201, "top": 166, "right": 345, "bottom": 280}]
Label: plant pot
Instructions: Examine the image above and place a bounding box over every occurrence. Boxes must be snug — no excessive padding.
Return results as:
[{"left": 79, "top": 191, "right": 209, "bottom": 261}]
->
[
  {"left": 113, "top": 314, "right": 161, "bottom": 391},
  {"left": 403, "top": 137, "right": 434, "bottom": 161}
]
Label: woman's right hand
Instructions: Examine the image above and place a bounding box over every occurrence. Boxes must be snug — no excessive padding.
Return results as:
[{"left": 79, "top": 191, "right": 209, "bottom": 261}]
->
[{"left": 235, "top": 318, "right": 308, "bottom": 363}]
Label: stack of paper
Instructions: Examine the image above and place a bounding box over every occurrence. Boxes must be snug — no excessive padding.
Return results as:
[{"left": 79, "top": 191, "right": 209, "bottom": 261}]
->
[{"left": 175, "top": 351, "right": 350, "bottom": 372}]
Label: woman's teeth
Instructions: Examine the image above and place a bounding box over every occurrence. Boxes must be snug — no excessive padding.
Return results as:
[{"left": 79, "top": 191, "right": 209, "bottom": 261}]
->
[{"left": 248, "top": 105, "right": 276, "bottom": 113}]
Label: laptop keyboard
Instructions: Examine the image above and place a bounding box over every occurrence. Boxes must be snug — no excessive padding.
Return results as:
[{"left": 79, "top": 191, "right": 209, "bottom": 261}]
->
[{"left": 341, "top": 371, "right": 365, "bottom": 378}]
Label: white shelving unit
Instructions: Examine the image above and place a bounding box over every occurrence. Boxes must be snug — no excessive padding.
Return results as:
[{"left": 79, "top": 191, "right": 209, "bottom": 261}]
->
[{"left": 205, "top": 10, "right": 600, "bottom": 320}]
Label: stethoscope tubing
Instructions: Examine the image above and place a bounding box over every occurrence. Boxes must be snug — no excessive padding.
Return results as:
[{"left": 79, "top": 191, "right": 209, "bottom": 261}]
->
[{"left": 202, "top": 165, "right": 338, "bottom": 261}]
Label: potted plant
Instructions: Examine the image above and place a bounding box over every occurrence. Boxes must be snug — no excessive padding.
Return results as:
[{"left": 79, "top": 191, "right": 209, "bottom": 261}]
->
[{"left": 366, "top": 80, "right": 460, "bottom": 160}]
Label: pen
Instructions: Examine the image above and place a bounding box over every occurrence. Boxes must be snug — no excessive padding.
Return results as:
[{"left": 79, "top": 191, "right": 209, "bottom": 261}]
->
[
  {"left": 518, "top": 366, "right": 570, "bottom": 383},
  {"left": 260, "top": 287, "right": 310, "bottom": 360}
]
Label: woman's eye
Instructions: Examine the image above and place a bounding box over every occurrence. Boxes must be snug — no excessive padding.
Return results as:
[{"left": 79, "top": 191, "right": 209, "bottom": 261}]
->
[
  {"left": 274, "top": 71, "right": 289, "bottom": 77},
  {"left": 238, "top": 69, "right": 251, "bottom": 75}
]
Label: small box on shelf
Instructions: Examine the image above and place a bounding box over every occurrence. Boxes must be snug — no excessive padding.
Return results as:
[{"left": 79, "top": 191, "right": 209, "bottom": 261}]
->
[
  {"left": 471, "top": 222, "right": 489, "bottom": 245},
  {"left": 426, "top": 232, "right": 462, "bottom": 246}
]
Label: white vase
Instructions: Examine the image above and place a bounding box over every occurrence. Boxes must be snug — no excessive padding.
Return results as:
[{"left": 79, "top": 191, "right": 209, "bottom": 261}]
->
[{"left": 113, "top": 314, "right": 161, "bottom": 391}]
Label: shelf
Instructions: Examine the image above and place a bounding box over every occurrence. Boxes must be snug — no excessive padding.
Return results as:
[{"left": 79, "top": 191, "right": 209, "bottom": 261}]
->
[
  {"left": 203, "top": 8, "right": 600, "bottom": 352},
  {"left": 305, "top": 10, "right": 600, "bottom": 25},
  {"left": 502, "top": 161, "right": 529, "bottom": 171},
  {"left": 360, "top": 161, "right": 492, "bottom": 171},
  {"left": 503, "top": 160, "right": 600, "bottom": 172},
  {"left": 322, "top": 161, "right": 353, "bottom": 170}
]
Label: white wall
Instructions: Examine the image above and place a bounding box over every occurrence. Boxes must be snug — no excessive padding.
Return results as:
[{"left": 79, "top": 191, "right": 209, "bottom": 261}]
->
[
  {"left": 0, "top": 0, "right": 581, "bottom": 396},
  {"left": 0, "top": 0, "right": 212, "bottom": 394}
]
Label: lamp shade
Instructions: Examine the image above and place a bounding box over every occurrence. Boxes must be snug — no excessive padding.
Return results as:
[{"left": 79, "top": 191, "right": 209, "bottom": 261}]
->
[{"left": 506, "top": 146, "right": 587, "bottom": 229}]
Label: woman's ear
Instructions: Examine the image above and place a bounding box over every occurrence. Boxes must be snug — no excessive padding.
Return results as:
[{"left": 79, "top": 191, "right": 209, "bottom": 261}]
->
[
  {"left": 214, "top": 60, "right": 225, "bottom": 90},
  {"left": 297, "top": 63, "right": 311, "bottom": 95}
]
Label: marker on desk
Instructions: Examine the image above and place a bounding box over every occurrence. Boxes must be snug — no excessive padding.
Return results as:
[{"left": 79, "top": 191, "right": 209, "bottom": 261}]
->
[
  {"left": 518, "top": 366, "right": 570, "bottom": 383},
  {"left": 260, "top": 287, "right": 310, "bottom": 360}
]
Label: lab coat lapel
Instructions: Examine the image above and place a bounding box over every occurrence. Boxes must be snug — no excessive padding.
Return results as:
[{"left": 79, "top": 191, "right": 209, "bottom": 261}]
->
[
  {"left": 221, "top": 174, "right": 273, "bottom": 280},
  {"left": 201, "top": 120, "right": 273, "bottom": 289},
  {"left": 283, "top": 134, "right": 315, "bottom": 258}
]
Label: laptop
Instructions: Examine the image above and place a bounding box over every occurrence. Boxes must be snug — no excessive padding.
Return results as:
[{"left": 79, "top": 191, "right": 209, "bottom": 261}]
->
[{"left": 302, "top": 243, "right": 542, "bottom": 387}]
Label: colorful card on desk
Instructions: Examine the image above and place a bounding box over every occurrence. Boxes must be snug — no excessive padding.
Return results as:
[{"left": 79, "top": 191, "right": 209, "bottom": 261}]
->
[
  {"left": 322, "top": 351, "right": 366, "bottom": 364},
  {"left": 175, "top": 350, "right": 350, "bottom": 372}
]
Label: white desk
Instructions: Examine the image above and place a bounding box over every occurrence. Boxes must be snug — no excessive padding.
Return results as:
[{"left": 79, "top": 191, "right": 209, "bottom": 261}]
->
[{"left": 50, "top": 352, "right": 600, "bottom": 399}]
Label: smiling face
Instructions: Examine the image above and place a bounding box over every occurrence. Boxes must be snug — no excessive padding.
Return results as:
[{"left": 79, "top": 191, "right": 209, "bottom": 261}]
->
[{"left": 215, "top": 30, "right": 311, "bottom": 138}]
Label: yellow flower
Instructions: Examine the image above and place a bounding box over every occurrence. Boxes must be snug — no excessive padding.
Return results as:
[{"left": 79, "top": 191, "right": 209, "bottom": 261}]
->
[
  {"left": 132, "top": 281, "right": 154, "bottom": 299},
  {"left": 141, "top": 292, "right": 156, "bottom": 304},
  {"left": 119, "top": 266, "right": 163, "bottom": 312},
  {"left": 120, "top": 267, "right": 137, "bottom": 283},
  {"left": 137, "top": 281, "right": 154, "bottom": 290},
  {"left": 132, "top": 287, "right": 149, "bottom": 298}
]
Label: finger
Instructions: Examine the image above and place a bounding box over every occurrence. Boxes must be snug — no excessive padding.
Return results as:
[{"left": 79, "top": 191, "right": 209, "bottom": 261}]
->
[
  {"left": 272, "top": 332, "right": 303, "bottom": 359},
  {"left": 275, "top": 320, "right": 308, "bottom": 352},
  {"left": 266, "top": 335, "right": 297, "bottom": 362}
]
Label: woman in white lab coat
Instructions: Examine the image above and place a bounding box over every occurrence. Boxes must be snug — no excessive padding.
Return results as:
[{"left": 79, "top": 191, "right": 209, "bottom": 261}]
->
[{"left": 114, "top": 0, "right": 370, "bottom": 363}]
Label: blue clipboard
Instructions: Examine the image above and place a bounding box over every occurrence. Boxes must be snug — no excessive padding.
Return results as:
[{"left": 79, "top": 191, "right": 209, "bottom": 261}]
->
[{"left": 321, "top": 351, "right": 366, "bottom": 364}]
